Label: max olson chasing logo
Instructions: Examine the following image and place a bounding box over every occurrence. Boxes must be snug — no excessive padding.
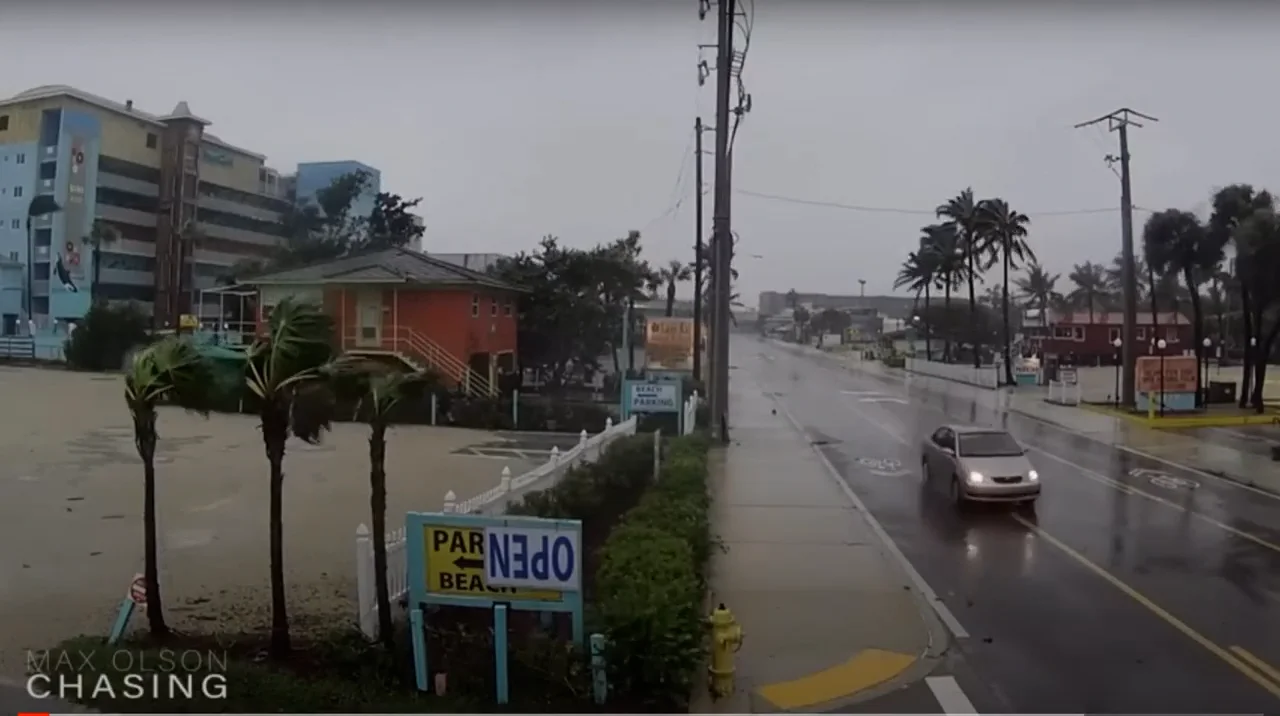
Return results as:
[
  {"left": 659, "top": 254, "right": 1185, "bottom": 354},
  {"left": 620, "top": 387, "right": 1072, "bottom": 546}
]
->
[{"left": 25, "top": 648, "right": 228, "bottom": 701}]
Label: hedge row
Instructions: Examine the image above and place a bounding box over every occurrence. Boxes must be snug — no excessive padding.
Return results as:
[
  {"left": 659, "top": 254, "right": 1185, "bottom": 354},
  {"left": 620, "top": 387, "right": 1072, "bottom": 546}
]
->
[{"left": 595, "top": 433, "right": 711, "bottom": 711}]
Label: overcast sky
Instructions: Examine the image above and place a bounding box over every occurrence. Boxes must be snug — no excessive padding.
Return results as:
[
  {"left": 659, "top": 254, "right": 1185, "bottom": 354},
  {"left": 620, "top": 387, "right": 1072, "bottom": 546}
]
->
[{"left": 3, "top": 1, "right": 1278, "bottom": 308}]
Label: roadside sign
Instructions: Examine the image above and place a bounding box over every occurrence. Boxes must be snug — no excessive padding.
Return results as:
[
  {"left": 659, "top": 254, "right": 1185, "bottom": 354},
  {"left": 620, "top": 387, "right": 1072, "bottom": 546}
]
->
[
  {"left": 424, "top": 525, "right": 561, "bottom": 600},
  {"left": 485, "top": 525, "right": 582, "bottom": 591},
  {"left": 129, "top": 573, "right": 147, "bottom": 605},
  {"left": 405, "top": 511, "right": 586, "bottom": 701}
]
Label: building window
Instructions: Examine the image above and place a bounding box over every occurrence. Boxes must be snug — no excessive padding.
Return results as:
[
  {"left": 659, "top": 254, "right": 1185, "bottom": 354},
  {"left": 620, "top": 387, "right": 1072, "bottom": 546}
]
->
[
  {"left": 12, "top": 186, "right": 22, "bottom": 198},
  {"left": 15, "top": 153, "right": 24, "bottom": 165},
  {"left": 471, "top": 294, "right": 479, "bottom": 318},
  {"left": 1165, "top": 327, "right": 1178, "bottom": 342},
  {"left": 503, "top": 299, "right": 513, "bottom": 317},
  {"left": 1137, "top": 327, "right": 1147, "bottom": 340},
  {"left": 1072, "top": 326, "right": 1084, "bottom": 340},
  {"left": 0, "top": 115, "right": 8, "bottom": 131},
  {"left": 1053, "top": 326, "right": 1074, "bottom": 339},
  {"left": 146, "top": 133, "right": 158, "bottom": 149},
  {"left": 490, "top": 298, "right": 497, "bottom": 317},
  {"left": 1108, "top": 327, "right": 1120, "bottom": 344},
  {"left": 10, "top": 219, "right": 18, "bottom": 229}
]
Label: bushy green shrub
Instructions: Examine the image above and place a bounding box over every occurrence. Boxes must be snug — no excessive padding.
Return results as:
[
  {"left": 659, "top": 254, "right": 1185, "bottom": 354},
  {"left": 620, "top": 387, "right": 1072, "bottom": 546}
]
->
[
  {"left": 64, "top": 302, "right": 151, "bottom": 371},
  {"left": 595, "top": 433, "right": 711, "bottom": 710}
]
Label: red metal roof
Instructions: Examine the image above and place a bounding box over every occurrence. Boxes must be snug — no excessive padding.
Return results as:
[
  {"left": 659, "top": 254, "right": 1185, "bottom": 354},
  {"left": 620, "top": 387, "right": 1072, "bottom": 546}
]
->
[{"left": 1047, "top": 310, "right": 1190, "bottom": 326}]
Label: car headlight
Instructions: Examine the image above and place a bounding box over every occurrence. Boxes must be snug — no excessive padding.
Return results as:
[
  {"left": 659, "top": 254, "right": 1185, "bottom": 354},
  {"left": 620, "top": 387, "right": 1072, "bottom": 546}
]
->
[
  {"left": 1028, "top": 470, "right": 1039, "bottom": 482},
  {"left": 967, "top": 471, "right": 984, "bottom": 484}
]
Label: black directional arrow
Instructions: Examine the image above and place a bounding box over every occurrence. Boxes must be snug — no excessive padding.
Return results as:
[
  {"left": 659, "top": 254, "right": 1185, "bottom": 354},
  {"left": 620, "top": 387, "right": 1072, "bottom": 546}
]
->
[{"left": 453, "top": 556, "right": 483, "bottom": 569}]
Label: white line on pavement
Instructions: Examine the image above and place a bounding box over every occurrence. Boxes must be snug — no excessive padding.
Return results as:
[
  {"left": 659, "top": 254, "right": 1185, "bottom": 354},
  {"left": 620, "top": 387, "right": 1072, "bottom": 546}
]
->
[
  {"left": 769, "top": 388, "right": 971, "bottom": 639},
  {"left": 925, "top": 675, "right": 978, "bottom": 715}
]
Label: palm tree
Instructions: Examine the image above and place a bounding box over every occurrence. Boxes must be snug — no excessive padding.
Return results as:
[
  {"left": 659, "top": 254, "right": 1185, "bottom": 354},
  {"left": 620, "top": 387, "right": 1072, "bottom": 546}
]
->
[
  {"left": 656, "top": 260, "right": 692, "bottom": 317},
  {"left": 1208, "top": 185, "right": 1274, "bottom": 407},
  {"left": 894, "top": 248, "right": 938, "bottom": 360},
  {"left": 936, "top": 188, "right": 989, "bottom": 367},
  {"left": 921, "top": 223, "right": 966, "bottom": 362},
  {"left": 243, "top": 298, "right": 337, "bottom": 658},
  {"left": 1105, "top": 250, "right": 1149, "bottom": 308},
  {"left": 1143, "top": 210, "right": 1217, "bottom": 403},
  {"left": 1067, "top": 262, "right": 1109, "bottom": 323},
  {"left": 1230, "top": 207, "right": 1280, "bottom": 412},
  {"left": 1014, "top": 261, "right": 1061, "bottom": 322},
  {"left": 976, "top": 199, "right": 1033, "bottom": 385},
  {"left": 124, "top": 337, "right": 216, "bottom": 636},
  {"left": 330, "top": 361, "right": 433, "bottom": 649},
  {"left": 84, "top": 219, "right": 120, "bottom": 304}
]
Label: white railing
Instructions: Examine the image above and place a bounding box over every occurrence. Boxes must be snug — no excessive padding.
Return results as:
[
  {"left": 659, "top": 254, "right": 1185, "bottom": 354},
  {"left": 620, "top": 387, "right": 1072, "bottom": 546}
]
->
[
  {"left": 682, "top": 391, "right": 700, "bottom": 435},
  {"left": 353, "top": 414, "right": 638, "bottom": 640},
  {"left": 1045, "top": 379, "right": 1082, "bottom": 406},
  {"left": 904, "top": 357, "right": 1000, "bottom": 389}
]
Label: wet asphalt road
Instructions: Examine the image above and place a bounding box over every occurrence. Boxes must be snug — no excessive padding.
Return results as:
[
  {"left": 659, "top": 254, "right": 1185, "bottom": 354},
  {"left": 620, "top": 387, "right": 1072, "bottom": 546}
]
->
[{"left": 740, "top": 335, "right": 1280, "bottom": 715}]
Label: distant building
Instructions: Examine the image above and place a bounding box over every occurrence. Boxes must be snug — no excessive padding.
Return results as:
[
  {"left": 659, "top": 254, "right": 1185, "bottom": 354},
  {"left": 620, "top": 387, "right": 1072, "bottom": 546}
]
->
[
  {"left": 758, "top": 290, "right": 914, "bottom": 319},
  {"left": 1040, "top": 310, "right": 1192, "bottom": 364},
  {"left": 292, "top": 160, "right": 381, "bottom": 219}
]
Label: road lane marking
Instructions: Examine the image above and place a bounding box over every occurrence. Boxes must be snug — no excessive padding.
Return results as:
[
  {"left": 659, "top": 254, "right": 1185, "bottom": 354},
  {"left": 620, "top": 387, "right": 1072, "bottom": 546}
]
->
[
  {"left": 1231, "top": 646, "right": 1280, "bottom": 688},
  {"left": 768, "top": 390, "right": 970, "bottom": 639},
  {"left": 925, "top": 675, "right": 977, "bottom": 714},
  {"left": 1012, "top": 513, "right": 1280, "bottom": 701},
  {"left": 1027, "top": 446, "right": 1280, "bottom": 556},
  {"left": 758, "top": 648, "right": 917, "bottom": 710}
]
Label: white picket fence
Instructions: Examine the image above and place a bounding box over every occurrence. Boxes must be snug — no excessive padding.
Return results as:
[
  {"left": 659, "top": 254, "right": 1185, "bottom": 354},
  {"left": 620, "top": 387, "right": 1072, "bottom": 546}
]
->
[
  {"left": 354, "top": 415, "right": 638, "bottom": 640},
  {"left": 904, "top": 357, "right": 1000, "bottom": 389},
  {"left": 682, "top": 390, "right": 700, "bottom": 435}
]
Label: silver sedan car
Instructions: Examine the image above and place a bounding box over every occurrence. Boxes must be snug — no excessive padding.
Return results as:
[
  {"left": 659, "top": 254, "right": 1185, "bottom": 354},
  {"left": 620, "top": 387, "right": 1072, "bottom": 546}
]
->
[{"left": 921, "top": 425, "right": 1040, "bottom": 508}]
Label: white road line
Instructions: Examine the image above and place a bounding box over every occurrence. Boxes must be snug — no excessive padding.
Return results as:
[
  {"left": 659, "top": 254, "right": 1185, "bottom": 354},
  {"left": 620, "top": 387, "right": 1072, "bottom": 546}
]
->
[
  {"left": 769, "top": 389, "right": 970, "bottom": 639},
  {"left": 925, "top": 675, "right": 977, "bottom": 715}
]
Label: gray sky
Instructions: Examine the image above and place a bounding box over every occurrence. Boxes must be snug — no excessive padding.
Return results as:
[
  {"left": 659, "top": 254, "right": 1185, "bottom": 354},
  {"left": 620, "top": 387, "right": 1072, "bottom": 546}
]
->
[{"left": 4, "top": 2, "right": 1278, "bottom": 307}]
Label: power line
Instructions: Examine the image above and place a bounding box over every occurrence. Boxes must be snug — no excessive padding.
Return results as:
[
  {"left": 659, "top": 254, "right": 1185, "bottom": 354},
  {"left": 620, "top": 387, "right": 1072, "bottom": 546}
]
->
[{"left": 735, "top": 188, "right": 1150, "bottom": 218}]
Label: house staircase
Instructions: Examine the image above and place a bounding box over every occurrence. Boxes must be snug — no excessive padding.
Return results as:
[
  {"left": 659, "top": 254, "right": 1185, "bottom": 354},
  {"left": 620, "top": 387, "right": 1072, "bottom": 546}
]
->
[{"left": 342, "top": 326, "right": 493, "bottom": 398}]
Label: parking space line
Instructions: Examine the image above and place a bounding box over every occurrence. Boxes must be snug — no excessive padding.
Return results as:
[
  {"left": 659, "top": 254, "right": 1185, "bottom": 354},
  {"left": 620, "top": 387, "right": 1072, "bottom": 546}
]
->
[
  {"left": 1231, "top": 646, "right": 1280, "bottom": 688},
  {"left": 925, "top": 675, "right": 977, "bottom": 714},
  {"left": 1013, "top": 513, "right": 1280, "bottom": 701}
]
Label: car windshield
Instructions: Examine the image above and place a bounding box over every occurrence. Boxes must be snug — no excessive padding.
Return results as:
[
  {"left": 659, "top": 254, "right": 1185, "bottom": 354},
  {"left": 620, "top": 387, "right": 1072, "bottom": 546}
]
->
[{"left": 958, "top": 431, "right": 1023, "bottom": 457}]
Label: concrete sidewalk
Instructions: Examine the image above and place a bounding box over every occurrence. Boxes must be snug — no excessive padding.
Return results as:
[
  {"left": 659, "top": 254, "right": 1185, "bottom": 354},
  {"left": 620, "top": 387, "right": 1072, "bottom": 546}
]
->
[
  {"left": 814, "top": 348, "right": 1280, "bottom": 495},
  {"left": 691, "top": 380, "right": 945, "bottom": 713}
]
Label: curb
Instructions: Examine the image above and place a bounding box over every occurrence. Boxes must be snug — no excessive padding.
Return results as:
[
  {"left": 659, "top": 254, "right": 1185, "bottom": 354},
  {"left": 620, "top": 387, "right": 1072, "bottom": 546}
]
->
[{"left": 760, "top": 384, "right": 954, "bottom": 712}]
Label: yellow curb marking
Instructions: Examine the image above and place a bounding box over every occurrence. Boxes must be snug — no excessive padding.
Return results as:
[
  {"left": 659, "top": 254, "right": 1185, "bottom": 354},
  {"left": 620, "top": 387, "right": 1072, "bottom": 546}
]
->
[{"left": 756, "top": 648, "right": 916, "bottom": 710}]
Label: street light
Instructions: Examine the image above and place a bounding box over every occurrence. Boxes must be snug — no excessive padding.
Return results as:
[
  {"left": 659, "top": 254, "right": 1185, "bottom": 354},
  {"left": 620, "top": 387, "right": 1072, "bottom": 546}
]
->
[
  {"left": 1156, "top": 338, "right": 1168, "bottom": 416},
  {"left": 1201, "top": 337, "right": 1212, "bottom": 407},
  {"left": 1112, "top": 337, "right": 1123, "bottom": 408}
]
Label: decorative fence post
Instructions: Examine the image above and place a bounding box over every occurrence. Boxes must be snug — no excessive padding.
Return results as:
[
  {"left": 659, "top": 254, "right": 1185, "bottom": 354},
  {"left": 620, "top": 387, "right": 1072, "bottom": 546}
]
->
[
  {"left": 500, "top": 466, "right": 512, "bottom": 494},
  {"left": 511, "top": 389, "right": 519, "bottom": 428},
  {"left": 443, "top": 490, "right": 457, "bottom": 514},
  {"left": 652, "top": 427, "right": 661, "bottom": 482},
  {"left": 549, "top": 446, "right": 560, "bottom": 464},
  {"left": 430, "top": 393, "right": 438, "bottom": 426},
  {"left": 355, "top": 523, "right": 377, "bottom": 639}
]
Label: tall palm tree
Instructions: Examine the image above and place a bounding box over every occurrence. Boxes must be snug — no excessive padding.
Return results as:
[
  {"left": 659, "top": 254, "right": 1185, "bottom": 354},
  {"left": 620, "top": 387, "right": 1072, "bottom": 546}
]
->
[
  {"left": 329, "top": 361, "right": 433, "bottom": 649},
  {"left": 1014, "top": 261, "right": 1061, "bottom": 323},
  {"left": 937, "top": 188, "right": 992, "bottom": 366},
  {"left": 84, "top": 219, "right": 120, "bottom": 304},
  {"left": 124, "top": 337, "right": 216, "bottom": 636},
  {"left": 1143, "top": 212, "right": 1218, "bottom": 396},
  {"left": 922, "top": 223, "right": 966, "bottom": 362},
  {"left": 894, "top": 248, "right": 938, "bottom": 360},
  {"left": 976, "top": 199, "right": 1033, "bottom": 385},
  {"left": 243, "top": 298, "right": 337, "bottom": 658},
  {"left": 1208, "top": 185, "right": 1274, "bottom": 407},
  {"left": 1067, "top": 262, "right": 1109, "bottom": 323},
  {"left": 1104, "top": 250, "right": 1149, "bottom": 308},
  {"left": 656, "top": 260, "right": 692, "bottom": 317}
]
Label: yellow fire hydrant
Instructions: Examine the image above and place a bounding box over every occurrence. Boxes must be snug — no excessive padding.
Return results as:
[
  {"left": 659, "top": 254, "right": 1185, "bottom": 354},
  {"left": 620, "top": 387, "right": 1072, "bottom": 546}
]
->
[{"left": 708, "top": 603, "right": 744, "bottom": 698}]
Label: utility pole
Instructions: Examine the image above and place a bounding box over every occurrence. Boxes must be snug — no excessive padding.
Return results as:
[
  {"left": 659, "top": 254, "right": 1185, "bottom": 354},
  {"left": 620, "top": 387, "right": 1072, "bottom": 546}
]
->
[
  {"left": 1074, "top": 108, "right": 1158, "bottom": 407},
  {"left": 708, "top": 0, "right": 735, "bottom": 441},
  {"left": 693, "top": 116, "right": 706, "bottom": 383}
]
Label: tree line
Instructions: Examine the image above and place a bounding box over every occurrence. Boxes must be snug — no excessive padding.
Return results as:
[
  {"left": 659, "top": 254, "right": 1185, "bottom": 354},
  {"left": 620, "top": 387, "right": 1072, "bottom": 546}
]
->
[{"left": 894, "top": 184, "right": 1280, "bottom": 412}]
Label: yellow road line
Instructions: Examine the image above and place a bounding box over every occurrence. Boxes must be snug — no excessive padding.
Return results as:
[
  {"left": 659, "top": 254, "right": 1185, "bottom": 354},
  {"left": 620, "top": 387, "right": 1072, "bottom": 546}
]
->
[
  {"left": 1012, "top": 514, "right": 1280, "bottom": 701},
  {"left": 756, "top": 648, "right": 917, "bottom": 710},
  {"left": 1028, "top": 447, "right": 1280, "bottom": 557},
  {"left": 1231, "top": 646, "right": 1280, "bottom": 687}
]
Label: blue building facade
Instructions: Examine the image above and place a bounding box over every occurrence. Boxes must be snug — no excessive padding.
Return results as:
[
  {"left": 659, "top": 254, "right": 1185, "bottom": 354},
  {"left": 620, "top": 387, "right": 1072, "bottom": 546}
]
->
[
  {"left": 293, "top": 160, "right": 380, "bottom": 220},
  {"left": 0, "top": 107, "right": 100, "bottom": 345}
]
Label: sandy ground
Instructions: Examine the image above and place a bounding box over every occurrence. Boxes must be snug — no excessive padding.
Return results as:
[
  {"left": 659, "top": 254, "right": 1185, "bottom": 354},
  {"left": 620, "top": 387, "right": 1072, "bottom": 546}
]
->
[{"left": 0, "top": 366, "right": 541, "bottom": 678}]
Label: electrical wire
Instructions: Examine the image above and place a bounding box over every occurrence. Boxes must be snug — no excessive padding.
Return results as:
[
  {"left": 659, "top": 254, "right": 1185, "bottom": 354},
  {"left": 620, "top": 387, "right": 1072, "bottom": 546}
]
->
[
  {"left": 728, "top": 0, "right": 753, "bottom": 154},
  {"left": 736, "top": 188, "right": 1156, "bottom": 218}
]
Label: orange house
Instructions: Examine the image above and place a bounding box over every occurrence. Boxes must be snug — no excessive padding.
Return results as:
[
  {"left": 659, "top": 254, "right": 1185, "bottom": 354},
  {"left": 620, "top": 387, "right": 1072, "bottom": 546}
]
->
[{"left": 242, "top": 247, "right": 521, "bottom": 396}]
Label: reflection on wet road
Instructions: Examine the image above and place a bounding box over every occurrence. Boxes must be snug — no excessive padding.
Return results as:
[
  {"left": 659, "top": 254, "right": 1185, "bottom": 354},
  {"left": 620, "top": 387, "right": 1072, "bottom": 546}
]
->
[{"left": 739, "top": 336, "right": 1280, "bottom": 714}]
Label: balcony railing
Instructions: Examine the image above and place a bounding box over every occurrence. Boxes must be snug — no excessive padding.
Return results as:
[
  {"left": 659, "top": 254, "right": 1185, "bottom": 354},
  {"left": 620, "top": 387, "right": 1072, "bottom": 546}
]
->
[{"left": 341, "top": 325, "right": 493, "bottom": 398}]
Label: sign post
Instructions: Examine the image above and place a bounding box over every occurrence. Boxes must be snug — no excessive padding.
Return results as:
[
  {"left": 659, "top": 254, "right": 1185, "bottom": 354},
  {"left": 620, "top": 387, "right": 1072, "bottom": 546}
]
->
[
  {"left": 621, "top": 379, "right": 683, "bottom": 433},
  {"left": 107, "top": 573, "right": 147, "bottom": 645},
  {"left": 405, "top": 512, "right": 585, "bottom": 703}
]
